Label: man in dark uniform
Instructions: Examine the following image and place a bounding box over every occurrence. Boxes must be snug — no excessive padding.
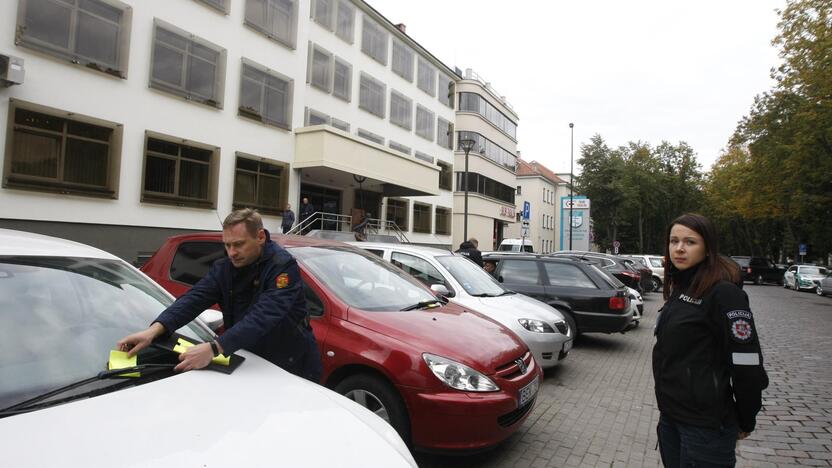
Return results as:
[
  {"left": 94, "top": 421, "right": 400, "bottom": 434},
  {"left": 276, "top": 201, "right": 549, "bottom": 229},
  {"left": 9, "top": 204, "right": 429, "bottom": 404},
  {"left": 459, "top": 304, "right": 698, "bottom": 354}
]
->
[
  {"left": 117, "top": 209, "right": 322, "bottom": 382},
  {"left": 299, "top": 197, "right": 315, "bottom": 234},
  {"left": 456, "top": 238, "right": 483, "bottom": 267}
]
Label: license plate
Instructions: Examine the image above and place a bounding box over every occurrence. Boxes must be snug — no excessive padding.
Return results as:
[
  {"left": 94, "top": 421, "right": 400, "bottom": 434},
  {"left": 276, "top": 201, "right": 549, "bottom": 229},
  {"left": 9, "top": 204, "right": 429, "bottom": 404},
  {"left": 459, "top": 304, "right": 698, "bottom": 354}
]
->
[
  {"left": 563, "top": 339, "right": 573, "bottom": 353},
  {"left": 518, "top": 377, "right": 539, "bottom": 408}
]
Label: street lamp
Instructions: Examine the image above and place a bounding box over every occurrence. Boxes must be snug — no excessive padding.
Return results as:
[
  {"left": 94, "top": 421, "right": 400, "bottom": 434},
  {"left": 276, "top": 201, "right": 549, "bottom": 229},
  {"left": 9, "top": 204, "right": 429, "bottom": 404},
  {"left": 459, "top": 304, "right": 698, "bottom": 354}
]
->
[
  {"left": 459, "top": 137, "right": 476, "bottom": 242},
  {"left": 569, "top": 122, "right": 574, "bottom": 251}
]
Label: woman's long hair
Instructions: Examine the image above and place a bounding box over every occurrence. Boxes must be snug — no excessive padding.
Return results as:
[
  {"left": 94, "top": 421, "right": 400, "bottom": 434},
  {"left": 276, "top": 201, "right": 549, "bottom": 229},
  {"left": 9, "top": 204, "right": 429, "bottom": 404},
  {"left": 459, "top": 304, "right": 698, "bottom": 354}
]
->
[{"left": 662, "top": 213, "right": 740, "bottom": 300}]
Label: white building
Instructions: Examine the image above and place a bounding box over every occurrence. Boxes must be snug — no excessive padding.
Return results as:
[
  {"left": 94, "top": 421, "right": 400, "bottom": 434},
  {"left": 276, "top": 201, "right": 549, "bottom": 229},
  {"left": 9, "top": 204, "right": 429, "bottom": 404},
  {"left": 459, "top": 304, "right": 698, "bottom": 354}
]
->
[
  {"left": 505, "top": 159, "right": 565, "bottom": 254},
  {"left": 0, "top": 0, "right": 457, "bottom": 260}
]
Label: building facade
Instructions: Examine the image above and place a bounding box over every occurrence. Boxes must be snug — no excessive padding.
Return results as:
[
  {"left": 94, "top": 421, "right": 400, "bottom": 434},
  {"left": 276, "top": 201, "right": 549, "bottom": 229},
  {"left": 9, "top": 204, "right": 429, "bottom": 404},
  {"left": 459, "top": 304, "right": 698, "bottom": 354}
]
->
[
  {"left": 452, "top": 68, "right": 518, "bottom": 251},
  {"left": 0, "top": 0, "right": 457, "bottom": 260},
  {"left": 505, "top": 159, "right": 564, "bottom": 254}
]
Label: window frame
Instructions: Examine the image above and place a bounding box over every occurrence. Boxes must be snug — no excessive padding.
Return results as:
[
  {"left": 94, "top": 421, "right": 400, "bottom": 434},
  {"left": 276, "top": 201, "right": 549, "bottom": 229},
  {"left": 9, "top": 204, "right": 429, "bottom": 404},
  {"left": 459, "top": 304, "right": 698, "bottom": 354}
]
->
[
  {"left": 196, "top": 0, "right": 231, "bottom": 14},
  {"left": 3, "top": 99, "right": 123, "bottom": 199},
  {"left": 438, "top": 73, "right": 454, "bottom": 108},
  {"left": 391, "top": 39, "right": 414, "bottom": 82},
  {"left": 417, "top": 57, "right": 436, "bottom": 97},
  {"left": 437, "top": 116, "right": 453, "bottom": 149},
  {"left": 357, "top": 128, "right": 384, "bottom": 145},
  {"left": 388, "top": 140, "right": 411, "bottom": 155},
  {"left": 434, "top": 206, "right": 451, "bottom": 235},
  {"left": 304, "top": 107, "right": 330, "bottom": 126},
  {"left": 389, "top": 90, "right": 413, "bottom": 130},
  {"left": 385, "top": 198, "right": 409, "bottom": 232},
  {"left": 332, "top": 56, "right": 352, "bottom": 102},
  {"left": 150, "top": 19, "right": 227, "bottom": 109},
  {"left": 412, "top": 202, "right": 432, "bottom": 234},
  {"left": 232, "top": 152, "right": 289, "bottom": 216},
  {"left": 140, "top": 130, "right": 220, "bottom": 209},
  {"left": 414, "top": 151, "right": 434, "bottom": 164},
  {"left": 360, "top": 15, "right": 388, "bottom": 65},
  {"left": 244, "top": 0, "right": 299, "bottom": 50},
  {"left": 359, "top": 72, "right": 386, "bottom": 118},
  {"left": 415, "top": 105, "right": 435, "bottom": 141},
  {"left": 334, "top": 0, "right": 355, "bottom": 43},
  {"left": 16, "top": 0, "right": 133, "bottom": 79},
  {"left": 311, "top": 0, "right": 334, "bottom": 30},
  {"left": 437, "top": 161, "right": 452, "bottom": 190},
  {"left": 238, "top": 57, "right": 294, "bottom": 130},
  {"left": 308, "top": 42, "right": 333, "bottom": 92}
]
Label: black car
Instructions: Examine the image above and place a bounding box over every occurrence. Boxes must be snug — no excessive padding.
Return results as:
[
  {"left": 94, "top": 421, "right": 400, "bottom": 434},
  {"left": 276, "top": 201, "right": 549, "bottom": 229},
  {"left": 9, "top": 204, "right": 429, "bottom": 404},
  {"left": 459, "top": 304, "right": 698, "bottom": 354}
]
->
[
  {"left": 550, "top": 251, "right": 645, "bottom": 293},
  {"left": 483, "top": 253, "right": 634, "bottom": 337},
  {"left": 730, "top": 256, "right": 786, "bottom": 285}
]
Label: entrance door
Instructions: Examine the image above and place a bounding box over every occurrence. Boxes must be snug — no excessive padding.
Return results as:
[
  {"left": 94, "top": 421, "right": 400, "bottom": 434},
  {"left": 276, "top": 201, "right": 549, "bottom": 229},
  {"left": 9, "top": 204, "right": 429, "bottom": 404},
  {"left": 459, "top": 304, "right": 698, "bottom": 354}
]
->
[
  {"left": 300, "top": 184, "right": 342, "bottom": 231},
  {"left": 493, "top": 220, "right": 506, "bottom": 251},
  {"left": 354, "top": 189, "right": 382, "bottom": 219}
]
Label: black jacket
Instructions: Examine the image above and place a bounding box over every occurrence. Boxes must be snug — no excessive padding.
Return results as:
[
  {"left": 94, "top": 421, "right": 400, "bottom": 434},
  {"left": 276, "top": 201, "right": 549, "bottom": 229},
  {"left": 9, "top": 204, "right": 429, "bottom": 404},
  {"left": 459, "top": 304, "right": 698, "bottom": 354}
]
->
[
  {"left": 455, "top": 241, "right": 483, "bottom": 267},
  {"left": 653, "top": 269, "right": 768, "bottom": 432},
  {"left": 155, "top": 231, "right": 321, "bottom": 380}
]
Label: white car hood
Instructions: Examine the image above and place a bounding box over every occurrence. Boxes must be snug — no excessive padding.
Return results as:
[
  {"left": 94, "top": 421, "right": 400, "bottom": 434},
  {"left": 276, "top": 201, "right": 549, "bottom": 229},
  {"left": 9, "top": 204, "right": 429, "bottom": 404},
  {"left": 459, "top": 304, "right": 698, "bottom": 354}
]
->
[
  {"left": 0, "top": 352, "right": 415, "bottom": 468},
  {"left": 454, "top": 292, "right": 564, "bottom": 323}
]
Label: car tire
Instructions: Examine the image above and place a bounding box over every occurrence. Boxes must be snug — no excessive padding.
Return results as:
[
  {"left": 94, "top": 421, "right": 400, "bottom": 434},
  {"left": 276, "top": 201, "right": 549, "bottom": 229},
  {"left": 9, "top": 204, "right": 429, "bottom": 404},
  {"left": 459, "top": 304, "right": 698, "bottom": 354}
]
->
[
  {"left": 651, "top": 276, "right": 662, "bottom": 293},
  {"left": 335, "top": 373, "right": 411, "bottom": 445},
  {"left": 792, "top": 280, "right": 799, "bottom": 291},
  {"left": 754, "top": 274, "right": 763, "bottom": 285},
  {"left": 783, "top": 278, "right": 788, "bottom": 288},
  {"left": 554, "top": 307, "right": 579, "bottom": 340},
  {"left": 817, "top": 284, "right": 824, "bottom": 296}
]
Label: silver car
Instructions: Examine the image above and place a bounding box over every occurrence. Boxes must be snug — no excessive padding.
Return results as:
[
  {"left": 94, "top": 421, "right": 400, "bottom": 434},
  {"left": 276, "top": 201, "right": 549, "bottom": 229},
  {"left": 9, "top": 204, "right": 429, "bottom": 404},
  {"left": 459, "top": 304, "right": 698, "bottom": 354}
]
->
[
  {"left": 351, "top": 242, "right": 573, "bottom": 369},
  {"left": 815, "top": 271, "right": 832, "bottom": 297}
]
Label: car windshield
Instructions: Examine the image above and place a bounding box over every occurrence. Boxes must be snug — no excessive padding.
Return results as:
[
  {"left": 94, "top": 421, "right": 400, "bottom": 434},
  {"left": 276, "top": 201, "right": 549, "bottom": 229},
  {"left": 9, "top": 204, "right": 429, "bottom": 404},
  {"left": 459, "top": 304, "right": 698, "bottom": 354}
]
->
[
  {"left": 649, "top": 257, "right": 664, "bottom": 268},
  {"left": 0, "top": 256, "right": 212, "bottom": 410},
  {"left": 733, "top": 257, "right": 750, "bottom": 267},
  {"left": 799, "top": 266, "right": 826, "bottom": 275},
  {"left": 290, "top": 246, "right": 437, "bottom": 311},
  {"left": 436, "top": 255, "right": 505, "bottom": 296}
]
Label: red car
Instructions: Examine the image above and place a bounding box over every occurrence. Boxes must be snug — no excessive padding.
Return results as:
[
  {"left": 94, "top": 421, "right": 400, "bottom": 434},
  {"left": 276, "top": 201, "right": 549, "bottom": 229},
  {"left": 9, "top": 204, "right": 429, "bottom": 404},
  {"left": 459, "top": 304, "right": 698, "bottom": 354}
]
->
[{"left": 141, "top": 233, "right": 541, "bottom": 452}]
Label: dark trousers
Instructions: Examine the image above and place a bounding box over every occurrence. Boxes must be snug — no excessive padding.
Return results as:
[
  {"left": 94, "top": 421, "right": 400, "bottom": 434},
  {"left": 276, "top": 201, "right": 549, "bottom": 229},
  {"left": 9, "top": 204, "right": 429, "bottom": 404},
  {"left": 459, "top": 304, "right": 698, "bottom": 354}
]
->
[
  {"left": 657, "top": 414, "right": 738, "bottom": 467},
  {"left": 281, "top": 225, "right": 291, "bottom": 234}
]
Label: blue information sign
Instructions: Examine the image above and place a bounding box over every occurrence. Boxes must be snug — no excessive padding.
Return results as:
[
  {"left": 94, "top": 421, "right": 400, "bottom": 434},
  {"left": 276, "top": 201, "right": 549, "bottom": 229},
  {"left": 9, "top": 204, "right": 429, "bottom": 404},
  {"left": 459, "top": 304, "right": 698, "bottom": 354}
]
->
[
  {"left": 799, "top": 243, "right": 807, "bottom": 256},
  {"left": 523, "top": 201, "right": 530, "bottom": 221}
]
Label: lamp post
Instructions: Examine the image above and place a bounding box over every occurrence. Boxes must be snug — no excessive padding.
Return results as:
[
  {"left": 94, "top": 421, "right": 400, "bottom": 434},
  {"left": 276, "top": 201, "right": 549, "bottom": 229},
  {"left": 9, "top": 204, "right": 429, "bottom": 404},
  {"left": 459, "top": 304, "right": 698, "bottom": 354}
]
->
[
  {"left": 569, "top": 122, "right": 574, "bottom": 251},
  {"left": 459, "top": 137, "right": 476, "bottom": 242}
]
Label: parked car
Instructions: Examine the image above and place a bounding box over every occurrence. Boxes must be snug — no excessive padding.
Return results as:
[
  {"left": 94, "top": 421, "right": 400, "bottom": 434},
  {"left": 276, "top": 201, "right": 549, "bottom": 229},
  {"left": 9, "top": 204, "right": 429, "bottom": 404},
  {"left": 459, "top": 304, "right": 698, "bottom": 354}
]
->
[
  {"left": 483, "top": 253, "right": 634, "bottom": 337},
  {"left": 731, "top": 256, "right": 786, "bottom": 285},
  {"left": 141, "top": 233, "right": 542, "bottom": 452},
  {"left": 498, "top": 238, "right": 534, "bottom": 253},
  {"left": 350, "top": 242, "right": 573, "bottom": 369},
  {"left": 783, "top": 265, "right": 829, "bottom": 292},
  {"left": 551, "top": 251, "right": 644, "bottom": 293},
  {"left": 624, "top": 255, "right": 665, "bottom": 292},
  {"left": 0, "top": 229, "right": 416, "bottom": 467},
  {"left": 816, "top": 272, "right": 832, "bottom": 297}
]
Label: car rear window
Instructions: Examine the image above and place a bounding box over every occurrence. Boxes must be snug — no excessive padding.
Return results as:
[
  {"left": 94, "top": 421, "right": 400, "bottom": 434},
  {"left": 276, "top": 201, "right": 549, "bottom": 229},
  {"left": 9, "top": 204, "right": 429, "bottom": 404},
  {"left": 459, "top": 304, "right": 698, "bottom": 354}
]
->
[
  {"left": 733, "top": 257, "right": 750, "bottom": 267},
  {"left": 499, "top": 259, "right": 540, "bottom": 285},
  {"left": 171, "top": 241, "right": 226, "bottom": 286},
  {"left": 543, "top": 262, "right": 597, "bottom": 289},
  {"left": 589, "top": 264, "right": 625, "bottom": 288}
]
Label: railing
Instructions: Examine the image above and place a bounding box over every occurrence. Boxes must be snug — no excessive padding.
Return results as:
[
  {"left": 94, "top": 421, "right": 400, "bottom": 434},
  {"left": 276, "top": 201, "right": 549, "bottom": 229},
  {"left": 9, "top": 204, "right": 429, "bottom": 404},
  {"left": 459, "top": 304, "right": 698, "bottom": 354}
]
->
[{"left": 286, "top": 211, "right": 409, "bottom": 243}]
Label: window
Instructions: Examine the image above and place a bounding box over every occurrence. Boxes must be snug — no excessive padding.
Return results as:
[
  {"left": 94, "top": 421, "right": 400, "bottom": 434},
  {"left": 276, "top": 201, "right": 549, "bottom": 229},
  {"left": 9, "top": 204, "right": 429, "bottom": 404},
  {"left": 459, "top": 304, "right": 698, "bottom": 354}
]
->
[
  {"left": 437, "top": 161, "right": 452, "bottom": 190},
  {"left": 151, "top": 20, "right": 226, "bottom": 108},
  {"left": 308, "top": 44, "right": 332, "bottom": 92},
  {"left": 386, "top": 198, "right": 408, "bottom": 231},
  {"left": 389, "top": 91, "right": 412, "bottom": 130},
  {"left": 304, "top": 283, "right": 325, "bottom": 317},
  {"left": 170, "top": 241, "right": 225, "bottom": 286},
  {"left": 239, "top": 59, "right": 292, "bottom": 129},
  {"left": 197, "top": 0, "right": 230, "bottom": 14},
  {"left": 516, "top": 185, "right": 522, "bottom": 195},
  {"left": 244, "top": 0, "right": 297, "bottom": 49},
  {"left": 413, "top": 203, "right": 432, "bottom": 234},
  {"left": 359, "top": 73, "right": 386, "bottom": 118},
  {"left": 459, "top": 92, "right": 517, "bottom": 139},
  {"left": 5, "top": 101, "right": 121, "bottom": 198},
  {"left": 391, "top": 252, "right": 446, "bottom": 288},
  {"left": 435, "top": 207, "right": 451, "bottom": 235},
  {"left": 415, "top": 105, "right": 434, "bottom": 141},
  {"left": 415, "top": 151, "right": 434, "bottom": 164},
  {"left": 357, "top": 128, "right": 384, "bottom": 145},
  {"left": 389, "top": 141, "right": 411, "bottom": 155},
  {"left": 391, "top": 40, "right": 413, "bottom": 82},
  {"left": 438, "top": 74, "right": 454, "bottom": 108},
  {"left": 335, "top": 0, "right": 354, "bottom": 42},
  {"left": 141, "top": 132, "right": 218, "bottom": 208},
  {"left": 457, "top": 131, "right": 517, "bottom": 172},
  {"left": 305, "top": 107, "right": 329, "bottom": 126},
  {"left": 454, "top": 172, "right": 515, "bottom": 204},
  {"left": 361, "top": 15, "right": 388, "bottom": 65},
  {"left": 437, "top": 117, "right": 452, "bottom": 149},
  {"left": 544, "top": 263, "right": 597, "bottom": 288},
  {"left": 417, "top": 58, "right": 436, "bottom": 96},
  {"left": 16, "top": 0, "right": 132, "bottom": 78},
  {"left": 331, "top": 117, "right": 349, "bottom": 132},
  {"left": 333, "top": 57, "right": 352, "bottom": 101},
  {"left": 233, "top": 154, "right": 287, "bottom": 215},
  {"left": 499, "top": 260, "right": 540, "bottom": 285},
  {"left": 311, "top": 0, "right": 333, "bottom": 29}
]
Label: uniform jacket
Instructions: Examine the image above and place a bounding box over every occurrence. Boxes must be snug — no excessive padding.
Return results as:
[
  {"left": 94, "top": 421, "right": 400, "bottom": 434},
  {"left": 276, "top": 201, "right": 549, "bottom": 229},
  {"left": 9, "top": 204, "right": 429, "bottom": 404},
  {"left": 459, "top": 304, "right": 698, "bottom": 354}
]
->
[
  {"left": 155, "top": 231, "right": 318, "bottom": 376},
  {"left": 456, "top": 241, "right": 483, "bottom": 267},
  {"left": 281, "top": 209, "right": 295, "bottom": 230},
  {"left": 299, "top": 203, "right": 315, "bottom": 221},
  {"left": 653, "top": 268, "right": 768, "bottom": 432}
]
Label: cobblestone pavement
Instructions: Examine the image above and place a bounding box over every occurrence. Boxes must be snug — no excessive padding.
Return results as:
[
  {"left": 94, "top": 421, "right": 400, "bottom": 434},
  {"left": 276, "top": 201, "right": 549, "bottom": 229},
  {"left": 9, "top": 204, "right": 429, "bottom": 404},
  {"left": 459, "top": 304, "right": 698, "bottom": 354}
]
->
[{"left": 415, "top": 285, "right": 832, "bottom": 467}]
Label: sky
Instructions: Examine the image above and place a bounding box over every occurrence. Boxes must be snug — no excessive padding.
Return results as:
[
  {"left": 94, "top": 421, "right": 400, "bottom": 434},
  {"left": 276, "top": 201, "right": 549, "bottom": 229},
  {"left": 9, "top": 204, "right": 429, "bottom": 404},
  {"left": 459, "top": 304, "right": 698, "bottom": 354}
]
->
[{"left": 372, "top": 0, "right": 784, "bottom": 175}]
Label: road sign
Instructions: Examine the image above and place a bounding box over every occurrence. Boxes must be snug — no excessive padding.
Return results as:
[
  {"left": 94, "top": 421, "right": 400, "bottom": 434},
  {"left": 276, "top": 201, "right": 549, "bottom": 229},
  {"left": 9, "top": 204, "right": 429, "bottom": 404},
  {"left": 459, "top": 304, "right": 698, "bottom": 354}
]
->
[
  {"left": 521, "top": 226, "right": 529, "bottom": 237},
  {"left": 799, "top": 244, "right": 807, "bottom": 256},
  {"left": 613, "top": 240, "right": 620, "bottom": 255},
  {"left": 522, "top": 201, "right": 530, "bottom": 221},
  {"left": 522, "top": 219, "right": 529, "bottom": 227}
]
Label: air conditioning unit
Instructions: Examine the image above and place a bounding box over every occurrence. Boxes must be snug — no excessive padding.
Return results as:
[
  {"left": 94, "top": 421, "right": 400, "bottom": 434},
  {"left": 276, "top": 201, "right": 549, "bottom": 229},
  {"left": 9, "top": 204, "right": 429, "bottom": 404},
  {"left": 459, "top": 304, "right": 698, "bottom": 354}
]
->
[{"left": 1, "top": 54, "right": 25, "bottom": 87}]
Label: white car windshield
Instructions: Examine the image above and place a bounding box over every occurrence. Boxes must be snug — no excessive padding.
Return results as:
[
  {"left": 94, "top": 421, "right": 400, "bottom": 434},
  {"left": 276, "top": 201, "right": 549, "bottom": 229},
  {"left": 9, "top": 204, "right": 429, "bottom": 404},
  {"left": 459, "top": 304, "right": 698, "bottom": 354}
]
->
[
  {"left": 0, "top": 256, "right": 212, "bottom": 410},
  {"left": 436, "top": 256, "right": 505, "bottom": 296},
  {"left": 799, "top": 266, "right": 826, "bottom": 275},
  {"left": 291, "top": 246, "right": 438, "bottom": 311}
]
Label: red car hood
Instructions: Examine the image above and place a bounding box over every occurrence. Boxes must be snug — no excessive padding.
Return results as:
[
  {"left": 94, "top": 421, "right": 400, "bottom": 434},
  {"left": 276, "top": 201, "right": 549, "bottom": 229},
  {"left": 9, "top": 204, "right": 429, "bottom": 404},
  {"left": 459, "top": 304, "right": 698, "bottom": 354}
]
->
[{"left": 346, "top": 303, "right": 527, "bottom": 375}]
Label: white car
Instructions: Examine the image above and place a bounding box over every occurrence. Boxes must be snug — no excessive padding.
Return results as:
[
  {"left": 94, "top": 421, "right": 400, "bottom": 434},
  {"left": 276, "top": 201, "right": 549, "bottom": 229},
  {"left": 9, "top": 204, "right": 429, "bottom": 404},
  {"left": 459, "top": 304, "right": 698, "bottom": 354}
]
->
[
  {"left": 626, "top": 286, "right": 643, "bottom": 326},
  {"left": 351, "top": 242, "right": 573, "bottom": 369},
  {"left": 624, "top": 255, "right": 665, "bottom": 292},
  {"left": 783, "top": 264, "right": 829, "bottom": 291},
  {"left": 0, "top": 229, "right": 416, "bottom": 468}
]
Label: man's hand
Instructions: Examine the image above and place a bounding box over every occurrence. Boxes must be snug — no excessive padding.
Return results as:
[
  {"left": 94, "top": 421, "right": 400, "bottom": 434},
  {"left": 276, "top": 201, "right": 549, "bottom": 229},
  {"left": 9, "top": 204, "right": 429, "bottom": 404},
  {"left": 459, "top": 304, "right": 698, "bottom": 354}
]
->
[
  {"left": 175, "top": 343, "right": 214, "bottom": 372},
  {"left": 117, "top": 322, "right": 166, "bottom": 358},
  {"left": 738, "top": 431, "right": 751, "bottom": 440}
]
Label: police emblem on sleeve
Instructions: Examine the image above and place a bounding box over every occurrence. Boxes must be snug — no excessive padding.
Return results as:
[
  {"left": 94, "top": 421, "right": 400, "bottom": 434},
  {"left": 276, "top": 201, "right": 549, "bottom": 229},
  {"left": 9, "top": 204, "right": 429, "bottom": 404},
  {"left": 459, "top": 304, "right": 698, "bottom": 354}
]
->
[
  {"left": 276, "top": 273, "right": 289, "bottom": 289},
  {"left": 726, "top": 310, "right": 754, "bottom": 343}
]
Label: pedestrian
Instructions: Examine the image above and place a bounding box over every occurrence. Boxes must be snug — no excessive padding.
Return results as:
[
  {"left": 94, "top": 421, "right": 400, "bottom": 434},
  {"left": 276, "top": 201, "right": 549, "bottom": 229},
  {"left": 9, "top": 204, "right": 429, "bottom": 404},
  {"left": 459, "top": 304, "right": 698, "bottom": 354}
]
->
[
  {"left": 653, "top": 213, "right": 768, "bottom": 467},
  {"left": 455, "top": 238, "right": 483, "bottom": 267},
  {"left": 299, "top": 197, "right": 315, "bottom": 234},
  {"left": 117, "top": 208, "right": 322, "bottom": 383},
  {"left": 281, "top": 203, "right": 295, "bottom": 234}
]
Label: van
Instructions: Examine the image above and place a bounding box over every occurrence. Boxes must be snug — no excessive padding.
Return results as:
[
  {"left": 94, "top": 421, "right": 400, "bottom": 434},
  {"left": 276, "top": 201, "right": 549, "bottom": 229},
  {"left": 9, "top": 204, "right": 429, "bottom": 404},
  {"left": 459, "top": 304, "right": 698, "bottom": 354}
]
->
[{"left": 498, "top": 238, "right": 534, "bottom": 253}]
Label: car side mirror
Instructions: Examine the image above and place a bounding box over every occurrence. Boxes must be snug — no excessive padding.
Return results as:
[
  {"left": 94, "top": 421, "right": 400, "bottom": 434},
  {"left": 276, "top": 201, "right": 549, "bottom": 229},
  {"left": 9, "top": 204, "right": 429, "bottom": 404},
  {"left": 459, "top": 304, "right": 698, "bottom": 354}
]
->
[
  {"left": 198, "top": 309, "right": 224, "bottom": 332},
  {"left": 430, "top": 284, "right": 450, "bottom": 297}
]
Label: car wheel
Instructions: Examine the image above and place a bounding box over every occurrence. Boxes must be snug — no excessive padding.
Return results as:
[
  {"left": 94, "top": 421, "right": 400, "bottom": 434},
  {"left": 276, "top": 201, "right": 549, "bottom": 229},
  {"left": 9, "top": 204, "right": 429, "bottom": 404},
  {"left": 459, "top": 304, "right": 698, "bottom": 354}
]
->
[
  {"left": 792, "top": 280, "right": 799, "bottom": 291},
  {"left": 554, "top": 307, "right": 579, "bottom": 339},
  {"left": 754, "top": 274, "right": 763, "bottom": 285},
  {"left": 817, "top": 284, "right": 824, "bottom": 296},
  {"left": 651, "top": 276, "right": 662, "bottom": 292},
  {"left": 783, "top": 278, "right": 788, "bottom": 288},
  {"left": 335, "top": 373, "right": 411, "bottom": 445}
]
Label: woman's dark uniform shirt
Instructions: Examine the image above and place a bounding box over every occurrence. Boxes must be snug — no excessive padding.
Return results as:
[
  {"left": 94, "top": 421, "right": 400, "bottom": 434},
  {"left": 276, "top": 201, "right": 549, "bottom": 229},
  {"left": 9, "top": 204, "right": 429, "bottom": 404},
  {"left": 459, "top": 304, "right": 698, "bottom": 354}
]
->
[{"left": 653, "top": 264, "right": 768, "bottom": 432}]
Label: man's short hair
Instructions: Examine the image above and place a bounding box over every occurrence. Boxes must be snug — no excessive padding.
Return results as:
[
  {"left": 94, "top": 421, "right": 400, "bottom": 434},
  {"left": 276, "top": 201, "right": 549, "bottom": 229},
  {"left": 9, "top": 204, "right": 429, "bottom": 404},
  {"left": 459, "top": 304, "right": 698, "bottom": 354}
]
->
[
  {"left": 223, "top": 208, "right": 263, "bottom": 237},
  {"left": 468, "top": 238, "right": 478, "bottom": 248}
]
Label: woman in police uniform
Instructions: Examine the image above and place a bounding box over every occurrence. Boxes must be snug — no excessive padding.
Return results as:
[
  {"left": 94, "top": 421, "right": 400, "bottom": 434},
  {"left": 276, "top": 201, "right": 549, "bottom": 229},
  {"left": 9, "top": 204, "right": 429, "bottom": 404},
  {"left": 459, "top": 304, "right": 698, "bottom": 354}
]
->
[{"left": 653, "top": 213, "right": 768, "bottom": 467}]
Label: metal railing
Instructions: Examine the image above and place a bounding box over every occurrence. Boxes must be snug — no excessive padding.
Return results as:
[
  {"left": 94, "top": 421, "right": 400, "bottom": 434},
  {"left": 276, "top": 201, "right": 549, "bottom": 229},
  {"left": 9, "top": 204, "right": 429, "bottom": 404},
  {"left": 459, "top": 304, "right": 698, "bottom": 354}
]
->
[{"left": 286, "top": 211, "right": 409, "bottom": 243}]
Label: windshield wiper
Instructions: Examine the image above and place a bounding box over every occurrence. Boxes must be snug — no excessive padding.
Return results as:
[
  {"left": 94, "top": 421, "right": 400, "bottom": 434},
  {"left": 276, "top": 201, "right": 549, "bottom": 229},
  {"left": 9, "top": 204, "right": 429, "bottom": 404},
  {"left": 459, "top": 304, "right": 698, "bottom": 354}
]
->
[
  {"left": 498, "top": 290, "right": 516, "bottom": 296},
  {"left": 400, "top": 299, "right": 443, "bottom": 311},
  {"left": 0, "top": 364, "right": 176, "bottom": 417}
]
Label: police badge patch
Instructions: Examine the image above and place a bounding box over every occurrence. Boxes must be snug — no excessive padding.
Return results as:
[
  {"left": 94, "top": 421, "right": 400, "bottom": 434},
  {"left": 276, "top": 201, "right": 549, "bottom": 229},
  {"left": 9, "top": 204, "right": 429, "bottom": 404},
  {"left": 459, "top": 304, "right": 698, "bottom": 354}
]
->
[
  {"left": 276, "top": 273, "right": 289, "bottom": 289},
  {"left": 726, "top": 310, "right": 754, "bottom": 343}
]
